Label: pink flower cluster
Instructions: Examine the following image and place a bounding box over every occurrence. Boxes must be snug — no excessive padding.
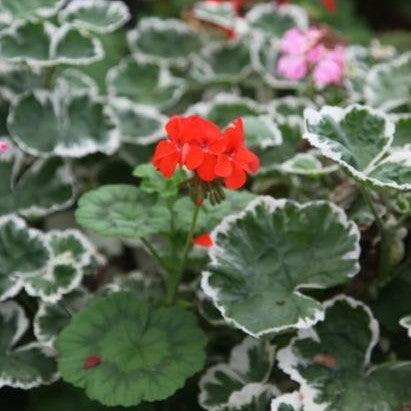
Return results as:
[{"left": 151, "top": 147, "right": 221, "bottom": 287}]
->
[
  {"left": 277, "top": 27, "right": 345, "bottom": 89},
  {"left": 0, "top": 141, "right": 8, "bottom": 154}
]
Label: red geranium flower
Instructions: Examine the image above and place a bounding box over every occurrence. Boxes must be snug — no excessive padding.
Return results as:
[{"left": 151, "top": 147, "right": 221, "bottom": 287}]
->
[
  {"left": 193, "top": 233, "right": 214, "bottom": 247},
  {"left": 152, "top": 115, "right": 259, "bottom": 191}
]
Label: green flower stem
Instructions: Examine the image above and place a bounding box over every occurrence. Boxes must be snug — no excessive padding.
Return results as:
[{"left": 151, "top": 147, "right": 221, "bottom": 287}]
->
[
  {"left": 358, "top": 184, "right": 391, "bottom": 282},
  {"left": 165, "top": 204, "right": 201, "bottom": 305}
]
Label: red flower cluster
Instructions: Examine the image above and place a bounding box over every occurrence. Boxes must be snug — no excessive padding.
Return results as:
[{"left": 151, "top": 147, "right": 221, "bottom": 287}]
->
[{"left": 152, "top": 115, "right": 259, "bottom": 190}]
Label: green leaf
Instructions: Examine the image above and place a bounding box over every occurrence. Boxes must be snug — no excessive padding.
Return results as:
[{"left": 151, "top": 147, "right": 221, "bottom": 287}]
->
[
  {"left": 189, "top": 94, "right": 261, "bottom": 128},
  {"left": 0, "top": 22, "right": 103, "bottom": 67},
  {"left": 174, "top": 189, "right": 255, "bottom": 233},
  {"left": 9, "top": 90, "right": 119, "bottom": 158},
  {"left": 223, "top": 384, "right": 278, "bottom": 411},
  {"left": 57, "top": 292, "right": 206, "bottom": 407},
  {"left": 107, "top": 99, "right": 166, "bottom": 145},
  {"left": 34, "top": 289, "right": 91, "bottom": 349},
  {"left": 400, "top": 315, "right": 411, "bottom": 338},
  {"left": 0, "top": 215, "right": 50, "bottom": 301},
  {"left": 133, "top": 164, "right": 186, "bottom": 198},
  {"left": 29, "top": 381, "right": 155, "bottom": 411},
  {"left": 245, "top": 3, "right": 308, "bottom": 38},
  {"left": 75, "top": 184, "right": 170, "bottom": 240},
  {"left": 365, "top": 52, "right": 411, "bottom": 111},
  {"left": 107, "top": 57, "right": 185, "bottom": 109},
  {"left": 58, "top": 0, "right": 130, "bottom": 34},
  {"left": 191, "top": 1, "right": 236, "bottom": 30},
  {"left": 0, "top": 156, "right": 75, "bottom": 218},
  {"left": 202, "top": 197, "right": 360, "bottom": 337},
  {"left": 243, "top": 115, "right": 282, "bottom": 149},
  {"left": 279, "top": 151, "right": 338, "bottom": 175},
  {"left": 270, "top": 96, "right": 314, "bottom": 122},
  {"left": 199, "top": 337, "right": 277, "bottom": 410},
  {"left": 304, "top": 105, "right": 411, "bottom": 190},
  {"left": 0, "top": 0, "right": 63, "bottom": 21},
  {"left": 127, "top": 17, "right": 202, "bottom": 67},
  {"left": 54, "top": 68, "right": 99, "bottom": 96},
  {"left": 393, "top": 114, "right": 411, "bottom": 147},
  {"left": 0, "top": 300, "right": 58, "bottom": 389},
  {"left": 191, "top": 42, "right": 252, "bottom": 84},
  {"left": 23, "top": 229, "right": 98, "bottom": 303},
  {"left": 278, "top": 296, "right": 411, "bottom": 411}
]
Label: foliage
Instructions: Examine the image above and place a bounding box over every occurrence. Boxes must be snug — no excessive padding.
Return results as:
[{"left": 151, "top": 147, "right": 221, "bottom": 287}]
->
[{"left": 0, "top": 0, "right": 410, "bottom": 410}]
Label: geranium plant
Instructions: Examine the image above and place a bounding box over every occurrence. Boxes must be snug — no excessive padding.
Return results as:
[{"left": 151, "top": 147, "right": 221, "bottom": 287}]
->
[{"left": 0, "top": 0, "right": 410, "bottom": 410}]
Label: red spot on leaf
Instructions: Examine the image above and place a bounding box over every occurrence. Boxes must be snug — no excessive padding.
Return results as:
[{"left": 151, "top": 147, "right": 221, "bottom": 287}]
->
[{"left": 83, "top": 356, "right": 102, "bottom": 369}]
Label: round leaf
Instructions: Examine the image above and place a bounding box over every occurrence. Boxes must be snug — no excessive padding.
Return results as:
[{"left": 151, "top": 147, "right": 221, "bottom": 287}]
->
[
  {"left": 75, "top": 184, "right": 170, "bottom": 240},
  {"left": 0, "top": 0, "right": 63, "bottom": 21},
  {"left": 277, "top": 296, "right": 411, "bottom": 411},
  {"left": 56, "top": 292, "right": 206, "bottom": 407},
  {"left": 9, "top": 90, "right": 119, "bottom": 158},
  {"left": 202, "top": 197, "right": 360, "bottom": 337},
  {"left": 127, "top": 17, "right": 202, "bottom": 67},
  {"left": 58, "top": 0, "right": 130, "bottom": 34}
]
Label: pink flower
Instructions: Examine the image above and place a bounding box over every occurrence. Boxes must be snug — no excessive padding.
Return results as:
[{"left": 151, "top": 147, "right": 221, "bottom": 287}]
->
[
  {"left": 306, "top": 44, "right": 327, "bottom": 64},
  {"left": 0, "top": 141, "right": 8, "bottom": 154},
  {"left": 277, "top": 54, "right": 307, "bottom": 81},
  {"left": 312, "top": 46, "right": 345, "bottom": 88}
]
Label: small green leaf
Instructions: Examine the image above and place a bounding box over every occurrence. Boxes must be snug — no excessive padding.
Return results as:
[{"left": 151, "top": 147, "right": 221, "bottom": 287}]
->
[
  {"left": 107, "top": 57, "right": 185, "bottom": 109},
  {"left": 192, "top": 2, "right": 237, "bottom": 31},
  {"left": 191, "top": 42, "right": 252, "bottom": 84},
  {"left": 365, "top": 51, "right": 411, "bottom": 111},
  {"left": 127, "top": 17, "right": 202, "bottom": 67},
  {"left": 199, "top": 337, "right": 277, "bottom": 410},
  {"left": 75, "top": 184, "right": 170, "bottom": 240},
  {"left": 0, "top": 0, "right": 63, "bottom": 21},
  {"left": 34, "top": 289, "right": 91, "bottom": 349},
  {"left": 278, "top": 296, "right": 411, "bottom": 411},
  {"left": 0, "top": 157, "right": 75, "bottom": 218},
  {"left": 202, "top": 198, "right": 360, "bottom": 336},
  {"left": 57, "top": 292, "right": 206, "bottom": 407},
  {"left": 393, "top": 114, "right": 411, "bottom": 147},
  {"left": 107, "top": 99, "right": 166, "bottom": 145},
  {"left": 245, "top": 3, "right": 308, "bottom": 38},
  {"left": 0, "top": 22, "right": 103, "bottom": 66},
  {"left": 0, "top": 215, "right": 50, "bottom": 301},
  {"left": 0, "top": 301, "right": 58, "bottom": 389},
  {"left": 304, "top": 105, "right": 410, "bottom": 190},
  {"left": 58, "top": 0, "right": 130, "bottom": 34},
  {"left": 9, "top": 90, "right": 118, "bottom": 158},
  {"left": 133, "top": 164, "right": 186, "bottom": 198}
]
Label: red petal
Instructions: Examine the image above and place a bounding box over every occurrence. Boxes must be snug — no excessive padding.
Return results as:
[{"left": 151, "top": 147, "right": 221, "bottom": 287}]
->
[
  {"left": 222, "top": 118, "right": 244, "bottom": 150},
  {"left": 158, "top": 153, "right": 179, "bottom": 178},
  {"left": 193, "top": 233, "right": 213, "bottom": 247},
  {"left": 224, "top": 164, "right": 246, "bottom": 189},
  {"left": 83, "top": 356, "right": 101, "bottom": 369},
  {"left": 188, "top": 116, "right": 221, "bottom": 144},
  {"left": 165, "top": 116, "right": 183, "bottom": 142},
  {"left": 184, "top": 144, "right": 204, "bottom": 170},
  {"left": 197, "top": 153, "right": 217, "bottom": 182},
  {"left": 234, "top": 147, "right": 260, "bottom": 172},
  {"left": 215, "top": 154, "right": 233, "bottom": 177},
  {"left": 152, "top": 140, "right": 177, "bottom": 166}
]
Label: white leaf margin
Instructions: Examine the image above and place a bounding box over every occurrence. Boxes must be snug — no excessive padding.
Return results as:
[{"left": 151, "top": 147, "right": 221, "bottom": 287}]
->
[
  {"left": 199, "top": 337, "right": 277, "bottom": 411},
  {"left": 276, "top": 295, "right": 380, "bottom": 411},
  {"left": 8, "top": 88, "right": 120, "bottom": 158},
  {"left": 271, "top": 391, "right": 303, "bottom": 411},
  {"left": 303, "top": 104, "right": 409, "bottom": 189},
  {"left": 0, "top": 214, "right": 52, "bottom": 301},
  {"left": 269, "top": 96, "right": 315, "bottom": 125},
  {"left": 191, "top": 1, "right": 237, "bottom": 30},
  {"left": 58, "top": 0, "right": 130, "bottom": 34},
  {"left": 400, "top": 315, "right": 411, "bottom": 338},
  {"left": 201, "top": 197, "right": 361, "bottom": 338},
  {"left": 0, "top": 22, "right": 104, "bottom": 68},
  {"left": 243, "top": 114, "right": 283, "bottom": 149},
  {"left": 22, "top": 229, "right": 101, "bottom": 303},
  {"left": 106, "top": 56, "right": 187, "bottom": 110},
  {"left": 0, "top": 300, "right": 59, "bottom": 389},
  {"left": 0, "top": 0, "right": 64, "bottom": 24},
  {"left": 279, "top": 151, "right": 339, "bottom": 176},
  {"left": 364, "top": 51, "right": 411, "bottom": 112},
  {"left": 190, "top": 41, "right": 253, "bottom": 84},
  {"left": 245, "top": 3, "right": 308, "bottom": 37},
  {"left": 106, "top": 98, "right": 166, "bottom": 145},
  {"left": 127, "top": 17, "right": 201, "bottom": 67}
]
